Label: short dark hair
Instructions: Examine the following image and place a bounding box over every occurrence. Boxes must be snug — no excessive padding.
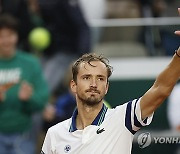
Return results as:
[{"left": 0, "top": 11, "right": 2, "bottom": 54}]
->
[
  {"left": 0, "top": 14, "right": 19, "bottom": 32},
  {"left": 72, "top": 53, "right": 113, "bottom": 82}
]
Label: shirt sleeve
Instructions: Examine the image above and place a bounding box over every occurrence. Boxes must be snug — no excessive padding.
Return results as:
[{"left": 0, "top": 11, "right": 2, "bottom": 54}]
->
[
  {"left": 125, "top": 98, "right": 153, "bottom": 134},
  {"left": 63, "top": 0, "right": 91, "bottom": 55}
]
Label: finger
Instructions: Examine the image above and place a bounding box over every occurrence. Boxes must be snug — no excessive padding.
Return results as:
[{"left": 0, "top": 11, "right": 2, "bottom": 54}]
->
[
  {"left": 175, "top": 31, "right": 180, "bottom": 35},
  {"left": 178, "top": 8, "right": 180, "bottom": 14},
  {"left": 21, "top": 81, "right": 32, "bottom": 90},
  {"left": 21, "top": 81, "right": 30, "bottom": 86}
]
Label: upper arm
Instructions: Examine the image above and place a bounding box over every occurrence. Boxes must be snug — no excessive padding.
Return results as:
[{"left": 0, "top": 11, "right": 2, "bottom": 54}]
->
[{"left": 140, "top": 53, "right": 180, "bottom": 119}]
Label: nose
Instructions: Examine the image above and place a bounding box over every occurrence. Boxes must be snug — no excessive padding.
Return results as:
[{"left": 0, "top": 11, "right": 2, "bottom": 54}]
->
[{"left": 90, "top": 78, "right": 97, "bottom": 88}]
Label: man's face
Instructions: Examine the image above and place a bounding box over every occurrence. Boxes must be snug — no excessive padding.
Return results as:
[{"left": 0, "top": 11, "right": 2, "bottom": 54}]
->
[
  {"left": 71, "top": 61, "right": 109, "bottom": 106},
  {"left": 0, "top": 28, "right": 18, "bottom": 58}
]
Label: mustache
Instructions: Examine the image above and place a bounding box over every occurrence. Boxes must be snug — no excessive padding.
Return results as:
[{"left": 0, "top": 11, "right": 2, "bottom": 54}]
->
[{"left": 85, "top": 89, "right": 100, "bottom": 94}]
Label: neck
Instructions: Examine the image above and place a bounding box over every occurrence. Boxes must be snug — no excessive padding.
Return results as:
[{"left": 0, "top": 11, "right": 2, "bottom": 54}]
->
[
  {"left": 76, "top": 101, "right": 103, "bottom": 130},
  {"left": 0, "top": 49, "right": 16, "bottom": 59}
]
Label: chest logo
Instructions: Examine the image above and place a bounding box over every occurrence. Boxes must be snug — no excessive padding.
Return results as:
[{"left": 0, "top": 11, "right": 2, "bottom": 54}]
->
[
  {"left": 96, "top": 128, "right": 105, "bottom": 134},
  {"left": 64, "top": 145, "right": 71, "bottom": 153}
]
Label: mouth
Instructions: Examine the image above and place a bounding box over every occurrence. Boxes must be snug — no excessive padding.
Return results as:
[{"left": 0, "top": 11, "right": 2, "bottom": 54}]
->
[{"left": 86, "top": 90, "right": 100, "bottom": 94}]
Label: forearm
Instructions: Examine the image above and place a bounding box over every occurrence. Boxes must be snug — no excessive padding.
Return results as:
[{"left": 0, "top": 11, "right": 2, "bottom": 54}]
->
[
  {"left": 141, "top": 47, "right": 180, "bottom": 119},
  {"left": 154, "top": 48, "right": 180, "bottom": 95}
]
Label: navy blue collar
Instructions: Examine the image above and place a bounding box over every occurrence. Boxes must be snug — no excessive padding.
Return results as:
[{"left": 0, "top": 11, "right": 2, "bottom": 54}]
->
[{"left": 69, "top": 104, "right": 108, "bottom": 132}]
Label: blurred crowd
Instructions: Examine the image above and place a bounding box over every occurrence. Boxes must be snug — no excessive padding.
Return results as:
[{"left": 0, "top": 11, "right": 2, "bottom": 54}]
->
[{"left": 0, "top": 0, "right": 180, "bottom": 154}]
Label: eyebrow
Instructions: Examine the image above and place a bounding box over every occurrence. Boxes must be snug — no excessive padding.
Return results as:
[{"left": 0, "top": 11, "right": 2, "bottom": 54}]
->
[
  {"left": 97, "top": 75, "right": 106, "bottom": 78},
  {"left": 81, "top": 74, "right": 106, "bottom": 78}
]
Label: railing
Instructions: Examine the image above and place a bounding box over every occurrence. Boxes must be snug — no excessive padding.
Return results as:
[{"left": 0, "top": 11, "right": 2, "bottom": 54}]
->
[
  {"left": 89, "top": 17, "right": 180, "bottom": 27},
  {"left": 89, "top": 17, "right": 180, "bottom": 56}
]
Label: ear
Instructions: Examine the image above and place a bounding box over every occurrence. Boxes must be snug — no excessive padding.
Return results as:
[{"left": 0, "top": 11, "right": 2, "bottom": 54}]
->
[
  {"left": 70, "top": 80, "right": 77, "bottom": 93},
  {"left": 105, "top": 82, "right": 109, "bottom": 95}
]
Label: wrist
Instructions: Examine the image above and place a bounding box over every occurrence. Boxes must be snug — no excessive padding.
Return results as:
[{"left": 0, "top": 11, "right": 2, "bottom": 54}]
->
[{"left": 175, "top": 47, "right": 180, "bottom": 57}]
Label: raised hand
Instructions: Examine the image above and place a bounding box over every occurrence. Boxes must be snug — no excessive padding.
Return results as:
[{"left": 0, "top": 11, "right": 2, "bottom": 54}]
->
[{"left": 18, "top": 81, "right": 33, "bottom": 101}]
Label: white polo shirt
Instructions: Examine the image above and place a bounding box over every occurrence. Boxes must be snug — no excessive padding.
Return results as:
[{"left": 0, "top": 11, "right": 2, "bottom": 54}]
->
[{"left": 41, "top": 98, "right": 153, "bottom": 154}]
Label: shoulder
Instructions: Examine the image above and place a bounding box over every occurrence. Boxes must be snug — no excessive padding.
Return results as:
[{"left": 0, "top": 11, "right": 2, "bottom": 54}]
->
[
  {"left": 105, "top": 99, "right": 140, "bottom": 119},
  {"left": 105, "top": 103, "right": 128, "bottom": 120},
  {"left": 48, "top": 118, "right": 72, "bottom": 135},
  {"left": 108, "top": 102, "right": 128, "bottom": 113}
]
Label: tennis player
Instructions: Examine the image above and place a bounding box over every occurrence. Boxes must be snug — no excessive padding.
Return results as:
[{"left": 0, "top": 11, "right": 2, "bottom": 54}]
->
[{"left": 41, "top": 8, "right": 180, "bottom": 154}]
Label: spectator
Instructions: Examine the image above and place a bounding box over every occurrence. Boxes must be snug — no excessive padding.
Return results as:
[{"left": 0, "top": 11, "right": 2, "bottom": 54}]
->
[
  {"left": 37, "top": 0, "right": 91, "bottom": 95},
  {"left": 159, "top": 0, "right": 180, "bottom": 56},
  {"left": 0, "top": 14, "right": 49, "bottom": 154},
  {"left": 138, "top": 0, "right": 180, "bottom": 56},
  {"left": 0, "top": 0, "right": 34, "bottom": 51},
  {"left": 137, "top": 0, "right": 167, "bottom": 56}
]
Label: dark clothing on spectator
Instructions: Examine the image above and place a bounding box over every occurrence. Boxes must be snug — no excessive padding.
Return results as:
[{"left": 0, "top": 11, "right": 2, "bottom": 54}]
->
[{"left": 38, "top": 0, "right": 91, "bottom": 57}]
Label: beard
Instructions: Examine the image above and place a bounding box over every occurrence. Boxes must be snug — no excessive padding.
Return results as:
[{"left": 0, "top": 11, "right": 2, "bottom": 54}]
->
[{"left": 77, "top": 90, "right": 104, "bottom": 107}]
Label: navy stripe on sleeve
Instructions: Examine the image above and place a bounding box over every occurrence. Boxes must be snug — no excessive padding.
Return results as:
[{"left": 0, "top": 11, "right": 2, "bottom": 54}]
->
[
  {"left": 133, "top": 98, "right": 143, "bottom": 128},
  {"left": 143, "top": 117, "right": 148, "bottom": 124},
  {"left": 125, "top": 101, "right": 136, "bottom": 134}
]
